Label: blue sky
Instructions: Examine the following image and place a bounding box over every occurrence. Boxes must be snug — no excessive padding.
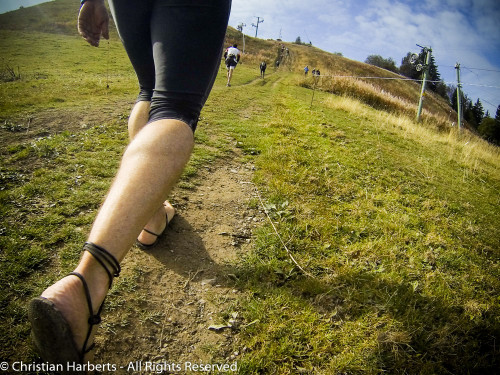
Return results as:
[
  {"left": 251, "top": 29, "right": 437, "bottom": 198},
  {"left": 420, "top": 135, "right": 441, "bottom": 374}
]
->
[
  {"left": 1, "top": 0, "right": 499, "bottom": 115},
  {"left": 0, "top": 0, "right": 50, "bottom": 13}
]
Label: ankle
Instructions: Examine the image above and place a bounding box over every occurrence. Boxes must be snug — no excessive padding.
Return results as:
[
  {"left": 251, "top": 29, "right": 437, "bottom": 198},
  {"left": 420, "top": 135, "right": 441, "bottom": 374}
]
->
[{"left": 73, "top": 252, "right": 117, "bottom": 308}]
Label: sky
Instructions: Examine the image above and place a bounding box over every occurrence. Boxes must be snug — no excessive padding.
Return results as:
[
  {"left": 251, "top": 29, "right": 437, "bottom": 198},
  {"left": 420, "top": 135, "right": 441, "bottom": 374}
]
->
[
  {"left": 1, "top": 0, "right": 499, "bottom": 115},
  {"left": 0, "top": 0, "right": 50, "bottom": 13}
]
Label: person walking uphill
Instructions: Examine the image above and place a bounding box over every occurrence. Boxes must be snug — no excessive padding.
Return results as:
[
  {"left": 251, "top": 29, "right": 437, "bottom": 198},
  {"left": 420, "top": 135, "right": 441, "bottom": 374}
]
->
[
  {"left": 224, "top": 43, "right": 241, "bottom": 86},
  {"left": 28, "top": 0, "right": 232, "bottom": 365},
  {"left": 260, "top": 61, "right": 267, "bottom": 79}
]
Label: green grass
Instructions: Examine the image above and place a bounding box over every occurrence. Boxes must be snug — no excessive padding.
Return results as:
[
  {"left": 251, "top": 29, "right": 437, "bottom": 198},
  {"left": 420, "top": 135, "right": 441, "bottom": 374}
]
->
[
  {"left": 1, "top": 1, "right": 499, "bottom": 373},
  {"left": 204, "top": 71, "right": 499, "bottom": 373},
  {"left": 0, "top": 30, "right": 135, "bottom": 118}
]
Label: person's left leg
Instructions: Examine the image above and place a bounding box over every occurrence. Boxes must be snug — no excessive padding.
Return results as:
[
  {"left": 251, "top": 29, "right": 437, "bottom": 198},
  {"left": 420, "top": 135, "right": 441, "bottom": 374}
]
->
[{"left": 87, "top": 119, "right": 193, "bottom": 255}]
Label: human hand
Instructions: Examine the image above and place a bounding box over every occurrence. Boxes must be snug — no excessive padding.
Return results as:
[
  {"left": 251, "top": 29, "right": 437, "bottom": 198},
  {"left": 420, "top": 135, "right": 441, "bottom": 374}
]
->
[{"left": 78, "top": 0, "right": 109, "bottom": 47}]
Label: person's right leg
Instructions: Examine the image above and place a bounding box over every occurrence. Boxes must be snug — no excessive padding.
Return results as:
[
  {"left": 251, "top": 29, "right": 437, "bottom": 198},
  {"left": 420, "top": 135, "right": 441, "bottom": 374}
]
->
[
  {"left": 128, "top": 100, "right": 176, "bottom": 246},
  {"left": 128, "top": 100, "right": 151, "bottom": 139}
]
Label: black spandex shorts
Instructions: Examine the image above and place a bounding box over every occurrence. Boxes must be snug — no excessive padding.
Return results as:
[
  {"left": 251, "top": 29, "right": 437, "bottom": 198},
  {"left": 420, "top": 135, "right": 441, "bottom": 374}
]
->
[
  {"left": 108, "top": 0, "right": 232, "bottom": 132},
  {"left": 225, "top": 57, "right": 237, "bottom": 68}
]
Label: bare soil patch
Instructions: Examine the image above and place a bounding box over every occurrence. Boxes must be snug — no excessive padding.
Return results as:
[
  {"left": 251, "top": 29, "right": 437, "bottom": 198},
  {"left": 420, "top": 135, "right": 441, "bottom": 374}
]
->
[{"left": 0, "top": 103, "right": 131, "bottom": 151}]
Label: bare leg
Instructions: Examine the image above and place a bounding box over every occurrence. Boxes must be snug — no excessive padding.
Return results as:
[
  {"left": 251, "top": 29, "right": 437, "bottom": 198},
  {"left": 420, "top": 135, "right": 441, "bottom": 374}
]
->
[
  {"left": 128, "top": 101, "right": 176, "bottom": 245},
  {"left": 128, "top": 100, "right": 151, "bottom": 139},
  {"left": 227, "top": 68, "right": 234, "bottom": 86},
  {"left": 88, "top": 118, "right": 193, "bottom": 257},
  {"left": 40, "top": 118, "right": 194, "bottom": 355}
]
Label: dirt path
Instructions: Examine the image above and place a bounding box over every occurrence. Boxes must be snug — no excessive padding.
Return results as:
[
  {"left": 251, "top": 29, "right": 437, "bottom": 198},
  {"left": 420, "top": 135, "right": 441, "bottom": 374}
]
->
[
  {"left": 94, "top": 152, "right": 264, "bottom": 373},
  {"left": 2, "top": 99, "right": 268, "bottom": 371}
]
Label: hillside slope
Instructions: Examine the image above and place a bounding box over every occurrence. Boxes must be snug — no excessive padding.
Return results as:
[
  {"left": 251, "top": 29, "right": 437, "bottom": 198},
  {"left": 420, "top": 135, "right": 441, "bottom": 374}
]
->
[
  {"left": 0, "top": 0, "right": 86, "bottom": 35},
  {"left": 224, "top": 27, "right": 455, "bottom": 129},
  {"left": 1, "top": 1, "right": 499, "bottom": 374},
  {"left": 1, "top": 0, "right": 454, "bottom": 129}
]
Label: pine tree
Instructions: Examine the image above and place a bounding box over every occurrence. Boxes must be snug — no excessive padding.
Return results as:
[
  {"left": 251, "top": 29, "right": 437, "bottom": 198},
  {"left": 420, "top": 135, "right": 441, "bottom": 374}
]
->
[
  {"left": 451, "top": 87, "right": 466, "bottom": 113},
  {"left": 478, "top": 105, "right": 500, "bottom": 144},
  {"left": 451, "top": 88, "right": 458, "bottom": 112},
  {"left": 472, "top": 99, "right": 485, "bottom": 126},
  {"left": 426, "top": 54, "right": 441, "bottom": 92},
  {"left": 463, "top": 94, "right": 477, "bottom": 128},
  {"left": 400, "top": 50, "right": 445, "bottom": 98}
]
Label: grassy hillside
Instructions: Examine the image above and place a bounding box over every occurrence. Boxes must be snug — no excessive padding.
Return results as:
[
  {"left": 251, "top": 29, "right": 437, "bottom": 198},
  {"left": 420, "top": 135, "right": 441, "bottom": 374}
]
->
[
  {"left": 0, "top": 0, "right": 84, "bottom": 35},
  {"left": 1, "top": 1, "right": 499, "bottom": 373},
  {"left": 225, "top": 27, "right": 454, "bottom": 131}
]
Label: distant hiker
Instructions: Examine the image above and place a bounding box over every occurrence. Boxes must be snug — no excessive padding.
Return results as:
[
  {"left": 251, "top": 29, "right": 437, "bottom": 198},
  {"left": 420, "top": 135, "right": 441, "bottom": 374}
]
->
[
  {"left": 224, "top": 43, "right": 241, "bottom": 87},
  {"left": 276, "top": 59, "right": 280, "bottom": 68},
  {"left": 316, "top": 69, "right": 321, "bottom": 76},
  {"left": 29, "top": 0, "right": 231, "bottom": 365},
  {"left": 304, "top": 65, "right": 309, "bottom": 76},
  {"left": 260, "top": 61, "right": 267, "bottom": 78},
  {"left": 312, "top": 68, "right": 316, "bottom": 76}
]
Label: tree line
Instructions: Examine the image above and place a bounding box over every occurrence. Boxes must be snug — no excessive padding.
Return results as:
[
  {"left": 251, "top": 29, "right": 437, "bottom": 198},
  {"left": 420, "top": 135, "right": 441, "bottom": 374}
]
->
[{"left": 365, "top": 53, "right": 500, "bottom": 145}]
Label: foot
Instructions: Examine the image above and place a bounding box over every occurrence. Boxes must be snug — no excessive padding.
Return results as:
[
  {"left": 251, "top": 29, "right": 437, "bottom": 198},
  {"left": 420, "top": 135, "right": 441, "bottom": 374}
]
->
[
  {"left": 137, "top": 201, "right": 175, "bottom": 246},
  {"left": 38, "top": 259, "right": 110, "bottom": 360}
]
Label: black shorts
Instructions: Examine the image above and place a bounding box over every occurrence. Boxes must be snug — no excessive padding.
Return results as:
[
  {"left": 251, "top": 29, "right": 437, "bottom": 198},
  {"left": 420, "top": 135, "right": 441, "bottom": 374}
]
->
[
  {"left": 225, "top": 57, "right": 237, "bottom": 68},
  {"left": 108, "top": 0, "right": 231, "bottom": 132}
]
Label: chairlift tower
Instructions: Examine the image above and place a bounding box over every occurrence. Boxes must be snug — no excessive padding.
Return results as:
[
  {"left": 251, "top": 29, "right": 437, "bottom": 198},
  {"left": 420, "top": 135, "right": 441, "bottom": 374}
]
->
[
  {"left": 237, "top": 23, "right": 246, "bottom": 53},
  {"left": 252, "top": 17, "right": 264, "bottom": 38},
  {"left": 455, "top": 63, "right": 462, "bottom": 131},
  {"left": 414, "top": 44, "right": 432, "bottom": 122}
]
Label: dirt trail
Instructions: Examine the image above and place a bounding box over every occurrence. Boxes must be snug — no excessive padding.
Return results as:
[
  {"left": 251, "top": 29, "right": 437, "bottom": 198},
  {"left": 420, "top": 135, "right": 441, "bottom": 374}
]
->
[
  {"left": 94, "top": 152, "right": 264, "bottom": 372},
  {"left": 1, "top": 100, "right": 267, "bottom": 372}
]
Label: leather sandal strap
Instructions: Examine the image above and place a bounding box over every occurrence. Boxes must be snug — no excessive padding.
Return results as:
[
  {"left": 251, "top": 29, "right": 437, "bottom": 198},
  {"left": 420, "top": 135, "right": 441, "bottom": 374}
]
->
[
  {"left": 66, "top": 243, "right": 121, "bottom": 362},
  {"left": 141, "top": 212, "right": 170, "bottom": 237},
  {"left": 83, "top": 242, "right": 121, "bottom": 288},
  {"left": 142, "top": 228, "right": 161, "bottom": 237},
  {"left": 69, "top": 271, "right": 102, "bottom": 361}
]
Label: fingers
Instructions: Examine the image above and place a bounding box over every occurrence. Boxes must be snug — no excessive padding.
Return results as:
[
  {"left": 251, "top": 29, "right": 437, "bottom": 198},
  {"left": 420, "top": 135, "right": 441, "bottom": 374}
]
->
[
  {"left": 78, "top": 22, "right": 100, "bottom": 47},
  {"left": 102, "top": 18, "right": 109, "bottom": 40},
  {"left": 78, "top": 21, "right": 106, "bottom": 46},
  {"left": 79, "top": 27, "right": 101, "bottom": 47}
]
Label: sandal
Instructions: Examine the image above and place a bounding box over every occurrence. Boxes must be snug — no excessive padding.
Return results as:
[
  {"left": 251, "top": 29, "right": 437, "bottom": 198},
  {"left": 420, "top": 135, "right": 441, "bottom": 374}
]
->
[
  {"left": 136, "top": 209, "right": 172, "bottom": 250},
  {"left": 29, "top": 242, "right": 120, "bottom": 364}
]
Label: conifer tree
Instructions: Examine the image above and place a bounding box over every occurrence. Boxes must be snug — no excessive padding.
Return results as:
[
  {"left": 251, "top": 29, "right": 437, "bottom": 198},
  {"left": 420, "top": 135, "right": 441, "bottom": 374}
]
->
[
  {"left": 400, "top": 50, "right": 446, "bottom": 99},
  {"left": 426, "top": 53, "right": 441, "bottom": 92},
  {"left": 478, "top": 104, "right": 500, "bottom": 144},
  {"left": 472, "top": 99, "right": 485, "bottom": 126}
]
